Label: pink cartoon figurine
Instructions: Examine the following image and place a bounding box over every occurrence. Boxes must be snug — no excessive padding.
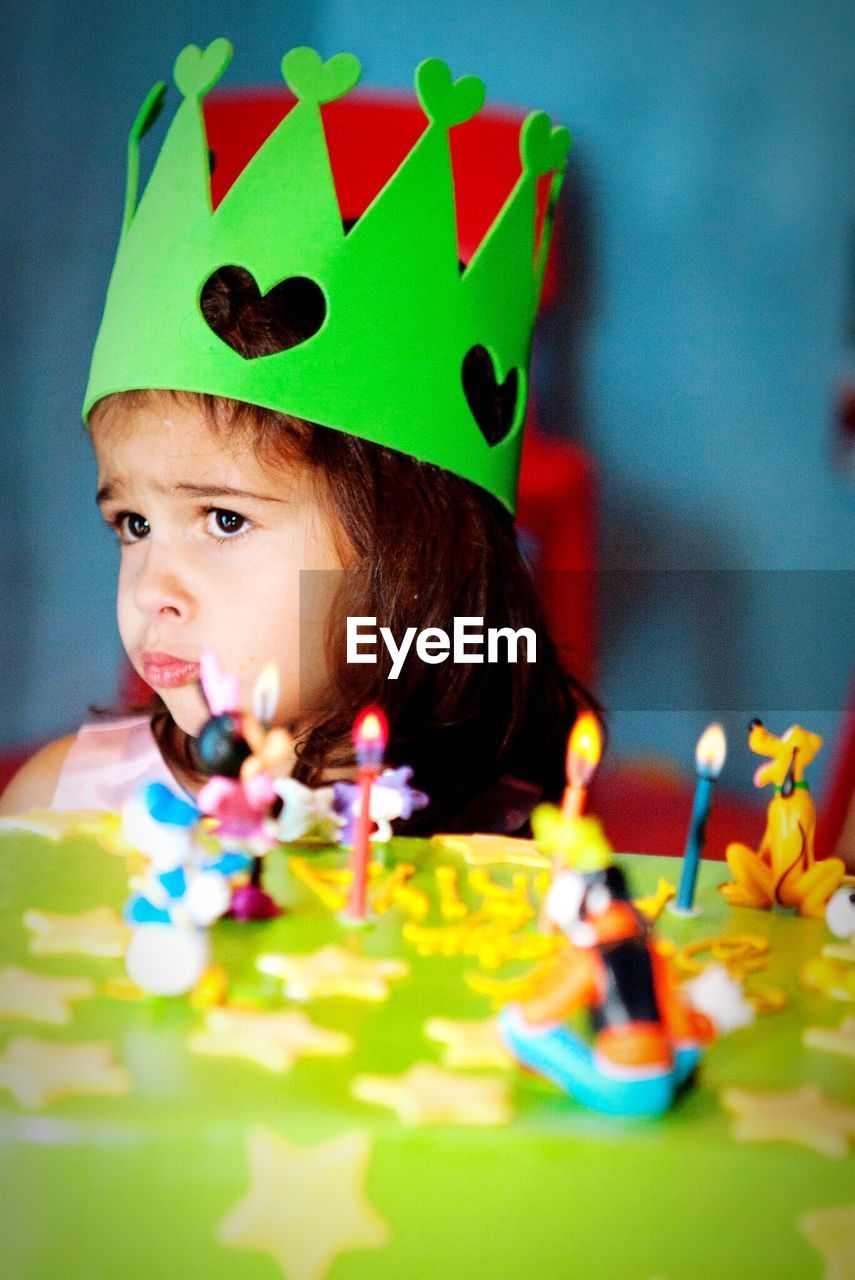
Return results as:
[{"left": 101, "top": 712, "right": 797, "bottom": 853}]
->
[{"left": 193, "top": 653, "right": 294, "bottom": 920}]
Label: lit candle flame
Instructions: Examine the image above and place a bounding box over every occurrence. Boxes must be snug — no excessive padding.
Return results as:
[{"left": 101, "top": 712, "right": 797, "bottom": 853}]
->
[
  {"left": 566, "top": 712, "right": 603, "bottom": 790},
  {"left": 252, "top": 662, "right": 280, "bottom": 726},
  {"left": 353, "top": 706, "right": 388, "bottom": 767},
  {"left": 696, "top": 723, "right": 726, "bottom": 777}
]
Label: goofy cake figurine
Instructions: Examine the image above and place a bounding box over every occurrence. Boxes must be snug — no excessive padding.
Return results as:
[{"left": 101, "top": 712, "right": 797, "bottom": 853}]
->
[{"left": 499, "top": 813, "right": 751, "bottom": 1116}]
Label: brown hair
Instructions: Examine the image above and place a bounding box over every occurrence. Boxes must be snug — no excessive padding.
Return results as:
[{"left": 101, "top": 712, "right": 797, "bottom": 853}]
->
[{"left": 90, "top": 265, "right": 605, "bottom": 833}]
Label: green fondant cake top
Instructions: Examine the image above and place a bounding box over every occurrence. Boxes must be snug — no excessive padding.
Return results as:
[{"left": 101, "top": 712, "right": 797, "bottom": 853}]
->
[{"left": 0, "top": 829, "right": 852, "bottom": 1280}]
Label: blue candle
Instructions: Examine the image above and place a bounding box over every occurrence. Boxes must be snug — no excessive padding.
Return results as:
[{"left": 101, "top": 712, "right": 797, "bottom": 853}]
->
[{"left": 676, "top": 724, "right": 726, "bottom": 912}]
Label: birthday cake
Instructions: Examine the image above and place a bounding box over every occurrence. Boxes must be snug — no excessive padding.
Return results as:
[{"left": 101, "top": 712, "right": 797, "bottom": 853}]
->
[{"left": 1, "top": 817, "right": 853, "bottom": 1280}]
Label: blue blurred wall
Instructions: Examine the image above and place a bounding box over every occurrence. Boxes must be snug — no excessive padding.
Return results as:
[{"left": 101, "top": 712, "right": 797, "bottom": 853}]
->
[
  {"left": 3, "top": 0, "right": 853, "bottom": 799},
  {"left": 1, "top": 0, "right": 321, "bottom": 743},
  {"left": 313, "top": 0, "right": 855, "bottom": 796}
]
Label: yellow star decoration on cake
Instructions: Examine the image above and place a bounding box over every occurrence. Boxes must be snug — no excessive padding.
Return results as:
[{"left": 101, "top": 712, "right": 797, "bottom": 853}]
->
[
  {"left": 0, "top": 1036, "right": 131, "bottom": 1109},
  {"left": 0, "top": 966, "right": 95, "bottom": 1025},
  {"left": 351, "top": 1061, "right": 511, "bottom": 1126},
  {"left": 801, "top": 956, "right": 855, "bottom": 1002},
  {"left": 23, "top": 906, "right": 131, "bottom": 958},
  {"left": 720, "top": 1084, "right": 855, "bottom": 1158},
  {"left": 823, "top": 940, "right": 855, "bottom": 964},
  {"left": 0, "top": 809, "right": 107, "bottom": 840},
  {"left": 256, "top": 945, "right": 408, "bottom": 1002},
  {"left": 86, "top": 812, "right": 218, "bottom": 868},
  {"left": 804, "top": 1016, "right": 855, "bottom": 1061},
  {"left": 86, "top": 812, "right": 150, "bottom": 862},
  {"left": 434, "top": 833, "right": 550, "bottom": 868},
  {"left": 424, "top": 1016, "right": 515, "bottom": 1069},
  {"left": 218, "top": 1127, "right": 388, "bottom": 1280},
  {"left": 799, "top": 1202, "right": 855, "bottom": 1280},
  {"left": 187, "top": 1007, "right": 353, "bottom": 1072}
]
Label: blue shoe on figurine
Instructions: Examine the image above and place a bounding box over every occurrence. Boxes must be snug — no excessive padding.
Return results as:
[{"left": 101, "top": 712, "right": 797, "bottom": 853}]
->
[{"left": 498, "top": 1004, "right": 701, "bottom": 1117}]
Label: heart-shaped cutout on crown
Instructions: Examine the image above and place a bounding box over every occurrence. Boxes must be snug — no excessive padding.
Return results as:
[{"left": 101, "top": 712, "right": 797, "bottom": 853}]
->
[
  {"left": 200, "top": 268, "right": 326, "bottom": 358},
  {"left": 416, "top": 59, "right": 486, "bottom": 127},
  {"left": 281, "top": 47, "right": 362, "bottom": 104},
  {"left": 462, "top": 345, "right": 519, "bottom": 447}
]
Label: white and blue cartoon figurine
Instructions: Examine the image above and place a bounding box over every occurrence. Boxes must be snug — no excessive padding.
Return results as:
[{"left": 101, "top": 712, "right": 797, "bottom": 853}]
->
[
  {"left": 192, "top": 653, "right": 293, "bottom": 920},
  {"left": 121, "top": 782, "right": 232, "bottom": 995},
  {"left": 498, "top": 810, "right": 753, "bottom": 1117},
  {"left": 271, "top": 776, "right": 343, "bottom": 844},
  {"left": 333, "top": 766, "right": 429, "bottom": 845}
]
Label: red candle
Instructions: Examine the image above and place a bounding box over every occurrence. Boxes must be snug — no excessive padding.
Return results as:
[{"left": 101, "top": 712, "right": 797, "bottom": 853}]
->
[{"left": 344, "top": 707, "right": 388, "bottom": 923}]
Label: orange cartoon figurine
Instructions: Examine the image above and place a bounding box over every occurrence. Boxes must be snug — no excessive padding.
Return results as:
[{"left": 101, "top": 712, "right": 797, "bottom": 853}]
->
[
  {"left": 499, "top": 813, "right": 749, "bottom": 1115},
  {"left": 720, "top": 720, "right": 845, "bottom": 919}
]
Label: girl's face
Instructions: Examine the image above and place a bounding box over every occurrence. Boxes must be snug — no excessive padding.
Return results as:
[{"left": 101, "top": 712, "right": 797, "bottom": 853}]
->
[{"left": 91, "top": 396, "right": 350, "bottom": 738}]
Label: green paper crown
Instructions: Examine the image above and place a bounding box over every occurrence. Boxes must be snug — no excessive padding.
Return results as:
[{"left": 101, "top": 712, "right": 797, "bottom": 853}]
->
[{"left": 82, "top": 41, "right": 571, "bottom": 513}]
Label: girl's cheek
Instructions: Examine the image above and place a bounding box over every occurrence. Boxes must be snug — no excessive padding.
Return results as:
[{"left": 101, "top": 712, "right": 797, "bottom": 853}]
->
[
  {"left": 115, "top": 560, "right": 140, "bottom": 635},
  {"left": 116, "top": 558, "right": 134, "bottom": 601}
]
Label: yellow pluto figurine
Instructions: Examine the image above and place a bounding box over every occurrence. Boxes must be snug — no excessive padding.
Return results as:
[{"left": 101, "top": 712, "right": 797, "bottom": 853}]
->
[{"left": 720, "top": 720, "right": 845, "bottom": 919}]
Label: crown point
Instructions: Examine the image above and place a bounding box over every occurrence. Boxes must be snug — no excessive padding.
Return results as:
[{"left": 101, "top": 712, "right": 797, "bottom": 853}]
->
[
  {"left": 281, "top": 47, "right": 361, "bottom": 103},
  {"left": 173, "top": 38, "right": 233, "bottom": 99},
  {"left": 520, "top": 111, "right": 571, "bottom": 177},
  {"left": 415, "top": 59, "right": 485, "bottom": 127},
  {"left": 122, "top": 81, "right": 168, "bottom": 234},
  {"left": 129, "top": 81, "right": 167, "bottom": 147}
]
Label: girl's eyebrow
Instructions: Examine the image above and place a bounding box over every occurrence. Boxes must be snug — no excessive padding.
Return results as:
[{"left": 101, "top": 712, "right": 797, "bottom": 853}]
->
[
  {"left": 96, "top": 481, "right": 119, "bottom": 507},
  {"left": 173, "top": 482, "right": 284, "bottom": 503},
  {"left": 96, "top": 480, "right": 284, "bottom": 506}
]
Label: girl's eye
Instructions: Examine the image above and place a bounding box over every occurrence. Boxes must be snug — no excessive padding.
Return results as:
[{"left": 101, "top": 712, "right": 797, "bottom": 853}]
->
[
  {"left": 206, "top": 508, "right": 250, "bottom": 539},
  {"left": 117, "top": 512, "right": 150, "bottom": 542}
]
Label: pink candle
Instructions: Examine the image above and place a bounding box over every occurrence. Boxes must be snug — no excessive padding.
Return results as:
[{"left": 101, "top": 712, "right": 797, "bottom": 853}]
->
[{"left": 344, "top": 707, "right": 388, "bottom": 923}]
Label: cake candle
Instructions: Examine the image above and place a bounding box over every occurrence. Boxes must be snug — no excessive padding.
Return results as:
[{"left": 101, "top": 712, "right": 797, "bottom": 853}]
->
[
  {"left": 539, "top": 713, "right": 602, "bottom": 927},
  {"left": 344, "top": 707, "right": 388, "bottom": 924},
  {"left": 562, "top": 712, "right": 603, "bottom": 819},
  {"left": 675, "top": 723, "right": 727, "bottom": 912}
]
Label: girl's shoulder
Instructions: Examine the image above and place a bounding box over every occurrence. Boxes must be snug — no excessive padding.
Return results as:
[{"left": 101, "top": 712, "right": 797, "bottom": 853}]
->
[
  {"left": 0, "top": 735, "right": 78, "bottom": 814},
  {"left": 0, "top": 716, "right": 182, "bottom": 815}
]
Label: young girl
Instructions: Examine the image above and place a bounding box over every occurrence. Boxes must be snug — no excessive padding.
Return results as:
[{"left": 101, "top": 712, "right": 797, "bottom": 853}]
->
[{"left": 0, "top": 40, "right": 603, "bottom": 835}]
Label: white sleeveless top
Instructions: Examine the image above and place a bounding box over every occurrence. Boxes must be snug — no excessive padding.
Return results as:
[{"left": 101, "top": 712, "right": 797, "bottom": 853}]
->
[{"left": 50, "top": 716, "right": 191, "bottom": 811}]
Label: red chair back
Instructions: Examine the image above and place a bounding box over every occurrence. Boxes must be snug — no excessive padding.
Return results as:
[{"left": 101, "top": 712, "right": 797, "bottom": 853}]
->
[{"left": 203, "top": 87, "right": 561, "bottom": 302}]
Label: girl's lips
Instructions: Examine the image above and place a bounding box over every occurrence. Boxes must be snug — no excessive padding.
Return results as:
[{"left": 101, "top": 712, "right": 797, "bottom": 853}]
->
[{"left": 141, "top": 653, "right": 201, "bottom": 689}]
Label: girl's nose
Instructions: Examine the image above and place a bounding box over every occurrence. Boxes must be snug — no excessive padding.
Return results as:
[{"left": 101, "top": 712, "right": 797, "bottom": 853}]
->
[{"left": 132, "top": 545, "right": 194, "bottom": 620}]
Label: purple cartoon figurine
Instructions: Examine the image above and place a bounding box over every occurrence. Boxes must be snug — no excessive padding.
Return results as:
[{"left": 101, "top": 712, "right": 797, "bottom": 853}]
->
[{"left": 334, "top": 765, "right": 428, "bottom": 846}]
